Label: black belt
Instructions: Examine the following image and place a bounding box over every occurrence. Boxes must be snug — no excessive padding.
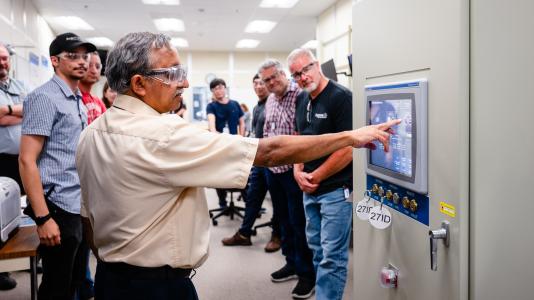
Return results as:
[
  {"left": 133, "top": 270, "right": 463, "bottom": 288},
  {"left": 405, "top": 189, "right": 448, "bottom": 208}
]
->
[{"left": 101, "top": 261, "right": 192, "bottom": 280}]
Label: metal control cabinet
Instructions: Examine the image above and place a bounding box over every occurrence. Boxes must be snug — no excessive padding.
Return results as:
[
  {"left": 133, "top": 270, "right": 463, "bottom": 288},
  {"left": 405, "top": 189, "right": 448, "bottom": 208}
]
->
[
  {"left": 352, "top": 0, "right": 469, "bottom": 299},
  {"left": 352, "top": 1, "right": 534, "bottom": 300}
]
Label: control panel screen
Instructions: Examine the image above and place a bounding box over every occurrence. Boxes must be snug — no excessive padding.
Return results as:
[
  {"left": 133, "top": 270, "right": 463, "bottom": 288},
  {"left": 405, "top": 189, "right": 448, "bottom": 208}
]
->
[{"left": 369, "top": 99, "right": 413, "bottom": 177}]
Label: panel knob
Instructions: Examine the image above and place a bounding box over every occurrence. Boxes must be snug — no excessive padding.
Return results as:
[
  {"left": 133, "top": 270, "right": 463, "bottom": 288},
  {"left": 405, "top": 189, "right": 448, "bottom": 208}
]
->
[
  {"left": 402, "top": 196, "right": 410, "bottom": 209},
  {"left": 409, "top": 199, "right": 418, "bottom": 212},
  {"left": 385, "top": 190, "right": 393, "bottom": 201},
  {"left": 371, "top": 184, "right": 379, "bottom": 194},
  {"left": 392, "top": 193, "right": 400, "bottom": 204},
  {"left": 378, "top": 186, "right": 385, "bottom": 197}
]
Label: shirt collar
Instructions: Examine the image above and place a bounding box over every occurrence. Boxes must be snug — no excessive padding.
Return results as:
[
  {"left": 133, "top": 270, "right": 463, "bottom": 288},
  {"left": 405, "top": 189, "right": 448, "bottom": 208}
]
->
[
  {"left": 112, "top": 94, "right": 162, "bottom": 116},
  {"left": 52, "top": 74, "right": 82, "bottom": 100}
]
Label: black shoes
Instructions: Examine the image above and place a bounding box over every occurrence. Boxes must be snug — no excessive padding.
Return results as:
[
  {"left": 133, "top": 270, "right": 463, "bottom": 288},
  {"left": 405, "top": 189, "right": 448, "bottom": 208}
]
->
[
  {"left": 0, "top": 272, "right": 17, "bottom": 290},
  {"left": 291, "top": 277, "right": 315, "bottom": 299},
  {"left": 270, "top": 264, "right": 298, "bottom": 282}
]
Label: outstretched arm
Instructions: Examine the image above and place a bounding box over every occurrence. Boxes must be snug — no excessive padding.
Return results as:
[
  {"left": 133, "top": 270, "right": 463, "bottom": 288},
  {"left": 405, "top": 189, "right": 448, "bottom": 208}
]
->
[{"left": 254, "top": 119, "right": 400, "bottom": 167}]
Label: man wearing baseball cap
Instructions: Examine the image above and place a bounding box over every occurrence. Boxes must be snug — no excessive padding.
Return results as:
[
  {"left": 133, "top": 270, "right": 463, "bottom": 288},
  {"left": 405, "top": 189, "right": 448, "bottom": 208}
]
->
[{"left": 19, "top": 32, "right": 96, "bottom": 300}]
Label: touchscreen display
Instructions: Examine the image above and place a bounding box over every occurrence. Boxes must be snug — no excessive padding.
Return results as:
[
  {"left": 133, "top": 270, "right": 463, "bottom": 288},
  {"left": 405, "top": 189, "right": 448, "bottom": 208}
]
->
[{"left": 369, "top": 99, "right": 413, "bottom": 177}]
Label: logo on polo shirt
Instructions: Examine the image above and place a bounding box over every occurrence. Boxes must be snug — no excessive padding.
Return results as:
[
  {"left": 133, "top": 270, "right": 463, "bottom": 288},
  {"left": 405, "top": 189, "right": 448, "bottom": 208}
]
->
[{"left": 315, "top": 113, "right": 328, "bottom": 119}]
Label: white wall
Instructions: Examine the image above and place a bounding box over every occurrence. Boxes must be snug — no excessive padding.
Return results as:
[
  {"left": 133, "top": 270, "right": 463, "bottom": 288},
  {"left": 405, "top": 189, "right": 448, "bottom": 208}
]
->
[
  {"left": 316, "top": 0, "right": 352, "bottom": 89},
  {"left": 177, "top": 50, "right": 290, "bottom": 122},
  {"left": 0, "top": 0, "right": 55, "bottom": 90}
]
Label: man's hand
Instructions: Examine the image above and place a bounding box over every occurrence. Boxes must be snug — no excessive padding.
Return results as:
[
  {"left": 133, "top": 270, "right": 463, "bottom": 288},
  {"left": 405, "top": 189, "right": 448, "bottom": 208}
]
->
[
  {"left": 37, "top": 218, "right": 61, "bottom": 246},
  {"left": 294, "top": 170, "right": 319, "bottom": 194},
  {"left": 352, "top": 119, "right": 401, "bottom": 151},
  {"left": 0, "top": 106, "right": 8, "bottom": 118}
]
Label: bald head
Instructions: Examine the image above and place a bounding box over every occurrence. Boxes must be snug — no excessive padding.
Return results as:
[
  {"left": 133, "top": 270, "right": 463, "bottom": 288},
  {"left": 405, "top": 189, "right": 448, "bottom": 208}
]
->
[{"left": 0, "top": 43, "right": 11, "bottom": 82}]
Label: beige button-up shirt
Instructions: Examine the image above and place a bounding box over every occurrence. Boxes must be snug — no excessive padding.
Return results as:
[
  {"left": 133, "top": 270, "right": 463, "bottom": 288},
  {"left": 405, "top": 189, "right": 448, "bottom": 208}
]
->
[{"left": 76, "top": 95, "right": 258, "bottom": 268}]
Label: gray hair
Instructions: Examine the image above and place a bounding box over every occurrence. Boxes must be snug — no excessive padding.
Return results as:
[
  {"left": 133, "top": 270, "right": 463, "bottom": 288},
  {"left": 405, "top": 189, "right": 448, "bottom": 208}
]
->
[
  {"left": 257, "top": 59, "right": 284, "bottom": 75},
  {"left": 105, "top": 32, "right": 173, "bottom": 94},
  {"left": 287, "top": 48, "right": 317, "bottom": 66}
]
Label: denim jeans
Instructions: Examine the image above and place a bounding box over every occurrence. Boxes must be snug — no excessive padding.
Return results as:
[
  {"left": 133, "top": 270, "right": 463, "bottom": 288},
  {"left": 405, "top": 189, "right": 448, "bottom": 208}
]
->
[
  {"left": 304, "top": 188, "right": 353, "bottom": 300},
  {"left": 265, "top": 169, "right": 315, "bottom": 280},
  {"left": 239, "top": 166, "right": 279, "bottom": 237}
]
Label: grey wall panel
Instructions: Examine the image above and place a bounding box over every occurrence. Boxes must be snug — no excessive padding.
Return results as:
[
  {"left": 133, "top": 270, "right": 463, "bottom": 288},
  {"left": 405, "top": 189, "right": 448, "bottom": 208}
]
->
[{"left": 470, "top": 1, "right": 534, "bottom": 299}]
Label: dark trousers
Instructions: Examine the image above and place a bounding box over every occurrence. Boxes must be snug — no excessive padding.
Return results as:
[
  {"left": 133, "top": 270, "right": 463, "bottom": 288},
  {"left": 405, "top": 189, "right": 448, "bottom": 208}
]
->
[
  {"left": 265, "top": 169, "right": 315, "bottom": 280},
  {"left": 38, "top": 210, "right": 85, "bottom": 300},
  {"left": 216, "top": 188, "right": 247, "bottom": 207},
  {"left": 0, "top": 153, "right": 25, "bottom": 194},
  {"left": 239, "top": 166, "right": 280, "bottom": 237},
  {"left": 95, "top": 262, "right": 199, "bottom": 300}
]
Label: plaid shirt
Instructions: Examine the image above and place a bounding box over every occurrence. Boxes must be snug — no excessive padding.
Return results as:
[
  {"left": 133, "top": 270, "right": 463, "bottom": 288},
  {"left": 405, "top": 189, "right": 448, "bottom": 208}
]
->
[
  {"left": 263, "top": 81, "right": 301, "bottom": 173},
  {"left": 81, "top": 91, "right": 106, "bottom": 124}
]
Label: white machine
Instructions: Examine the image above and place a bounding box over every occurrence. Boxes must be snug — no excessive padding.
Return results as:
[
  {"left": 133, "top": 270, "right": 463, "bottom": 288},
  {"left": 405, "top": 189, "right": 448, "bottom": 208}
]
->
[{"left": 0, "top": 177, "right": 21, "bottom": 246}]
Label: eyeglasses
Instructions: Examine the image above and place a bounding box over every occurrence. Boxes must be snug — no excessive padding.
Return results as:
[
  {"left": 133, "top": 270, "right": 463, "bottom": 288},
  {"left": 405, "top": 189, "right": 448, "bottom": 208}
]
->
[
  {"left": 261, "top": 71, "right": 280, "bottom": 84},
  {"left": 146, "top": 65, "right": 188, "bottom": 85},
  {"left": 306, "top": 100, "right": 312, "bottom": 123},
  {"left": 57, "top": 52, "right": 91, "bottom": 61},
  {"left": 291, "top": 62, "right": 316, "bottom": 81}
]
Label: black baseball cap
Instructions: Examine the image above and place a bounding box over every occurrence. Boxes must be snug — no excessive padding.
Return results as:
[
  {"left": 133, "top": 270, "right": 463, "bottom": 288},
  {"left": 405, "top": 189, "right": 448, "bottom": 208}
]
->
[{"left": 49, "top": 32, "right": 97, "bottom": 56}]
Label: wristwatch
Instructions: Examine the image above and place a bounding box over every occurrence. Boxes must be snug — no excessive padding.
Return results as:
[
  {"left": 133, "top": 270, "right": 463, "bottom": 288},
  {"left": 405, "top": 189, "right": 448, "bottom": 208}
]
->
[
  {"left": 7, "top": 105, "right": 12, "bottom": 115},
  {"left": 35, "top": 214, "right": 52, "bottom": 226}
]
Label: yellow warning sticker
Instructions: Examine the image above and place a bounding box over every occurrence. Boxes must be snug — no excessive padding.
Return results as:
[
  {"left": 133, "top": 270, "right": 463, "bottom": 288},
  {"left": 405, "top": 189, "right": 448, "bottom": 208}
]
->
[{"left": 439, "top": 202, "right": 456, "bottom": 218}]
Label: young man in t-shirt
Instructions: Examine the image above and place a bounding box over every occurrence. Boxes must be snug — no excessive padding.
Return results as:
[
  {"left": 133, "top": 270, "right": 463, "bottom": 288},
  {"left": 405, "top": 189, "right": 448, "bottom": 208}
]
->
[{"left": 206, "top": 78, "right": 245, "bottom": 208}]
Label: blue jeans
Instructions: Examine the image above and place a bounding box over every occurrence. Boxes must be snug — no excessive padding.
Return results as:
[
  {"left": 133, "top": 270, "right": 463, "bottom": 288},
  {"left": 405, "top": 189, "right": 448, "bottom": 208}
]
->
[
  {"left": 265, "top": 169, "right": 315, "bottom": 280},
  {"left": 304, "top": 188, "right": 353, "bottom": 300},
  {"left": 239, "top": 166, "right": 279, "bottom": 237}
]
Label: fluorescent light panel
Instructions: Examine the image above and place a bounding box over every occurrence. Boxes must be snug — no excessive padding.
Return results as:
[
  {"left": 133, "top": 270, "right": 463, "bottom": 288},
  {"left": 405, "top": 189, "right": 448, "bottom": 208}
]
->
[
  {"left": 259, "top": 0, "right": 300, "bottom": 8},
  {"left": 86, "top": 37, "right": 114, "bottom": 48},
  {"left": 51, "top": 16, "right": 94, "bottom": 30},
  {"left": 142, "top": 0, "right": 180, "bottom": 5},
  {"left": 236, "top": 39, "right": 260, "bottom": 49},
  {"left": 170, "top": 37, "right": 189, "bottom": 48},
  {"left": 153, "top": 18, "right": 185, "bottom": 32},
  {"left": 245, "top": 20, "right": 276, "bottom": 33},
  {"left": 301, "top": 40, "right": 318, "bottom": 49}
]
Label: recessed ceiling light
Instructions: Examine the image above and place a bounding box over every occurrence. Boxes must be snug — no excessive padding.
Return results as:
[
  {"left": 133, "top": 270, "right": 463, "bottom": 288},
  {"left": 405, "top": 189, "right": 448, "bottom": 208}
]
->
[
  {"left": 259, "top": 0, "right": 300, "bottom": 8},
  {"left": 153, "top": 18, "right": 185, "bottom": 32},
  {"left": 142, "top": 0, "right": 180, "bottom": 5},
  {"left": 50, "top": 16, "right": 94, "bottom": 30},
  {"left": 170, "top": 37, "right": 189, "bottom": 48},
  {"left": 86, "top": 37, "right": 114, "bottom": 48},
  {"left": 245, "top": 20, "right": 276, "bottom": 34},
  {"left": 301, "top": 40, "right": 318, "bottom": 49},
  {"left": 236, "top": 39, "right": 260, "bottom": 49}
]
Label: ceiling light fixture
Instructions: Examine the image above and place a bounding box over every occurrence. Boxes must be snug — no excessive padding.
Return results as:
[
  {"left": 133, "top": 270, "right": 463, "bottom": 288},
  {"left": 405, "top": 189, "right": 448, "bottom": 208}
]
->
[
  {"left": 245, "top": 20, "right": 276, "bottom": 33},
  {"left": 259, "top": 0, "right": 300, "bottom": 8},
  {"left": 170, "top": 37, "right": 189, "bottom": 48},
  {"left": 86, "top": 37, "right": 114, "bottom": 48},
  {"left": 236, "top": 39, "right": 260, "bottom": 49},
  {"left": 301, "top": 40, "right": 318, "bottom": 49},
  {"left": 153, "top": 18, "right": 185, "bottom": 32},
  {"left": 142, "top": 0, "right": 180, "bottom": 5},
  {"left": 50, "top": 16, "right": 94, "bottom": 30}
]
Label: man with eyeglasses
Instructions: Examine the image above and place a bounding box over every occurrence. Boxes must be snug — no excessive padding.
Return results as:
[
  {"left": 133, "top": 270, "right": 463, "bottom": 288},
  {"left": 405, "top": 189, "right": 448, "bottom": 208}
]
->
[
  {"left": 258, "top": 59, "right": 316, "bottom": 299},
  {"left": 221, "top": 73, "right": 282, "bottom": 253},
  {"left": 19, "top": 32, "right": 95, "bottom": 300},
  {"left": 206, "top": 77, "right": 246, "bottom": 209},
  {"left": 75, "top": 32, "right": 399, "bottom": 300},
  {"left": 288, "top": 48, "right": 354, "bottom": 300},
  {"left": 0, "top": 42, "right": 30, "bottom": 291}
]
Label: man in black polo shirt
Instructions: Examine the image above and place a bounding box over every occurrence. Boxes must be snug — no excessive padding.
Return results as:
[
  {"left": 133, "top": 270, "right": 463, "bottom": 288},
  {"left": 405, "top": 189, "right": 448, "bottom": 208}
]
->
[{"left": 288, "top": 48, "right": 353, "bottom": 300}]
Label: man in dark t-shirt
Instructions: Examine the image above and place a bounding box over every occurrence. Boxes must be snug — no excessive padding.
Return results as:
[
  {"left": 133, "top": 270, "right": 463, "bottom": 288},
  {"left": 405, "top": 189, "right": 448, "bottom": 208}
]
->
[
  {"left": 288, "top": 48, "right": 353, "bottom": 300},
  {"left": 206, "top": 78, "right": 245, "bottom": 207}
]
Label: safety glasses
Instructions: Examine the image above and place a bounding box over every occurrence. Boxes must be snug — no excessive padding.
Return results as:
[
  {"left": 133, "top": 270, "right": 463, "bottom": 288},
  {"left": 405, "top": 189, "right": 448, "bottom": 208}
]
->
[{"left": 146, "top": 65, "right": 188, "bottom": 85}]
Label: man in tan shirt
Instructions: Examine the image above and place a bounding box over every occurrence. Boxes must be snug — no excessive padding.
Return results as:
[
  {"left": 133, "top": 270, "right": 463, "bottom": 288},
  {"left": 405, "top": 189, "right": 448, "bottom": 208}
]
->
[{"left": 75, "top": 32, "right": 399, "bottom": 300}]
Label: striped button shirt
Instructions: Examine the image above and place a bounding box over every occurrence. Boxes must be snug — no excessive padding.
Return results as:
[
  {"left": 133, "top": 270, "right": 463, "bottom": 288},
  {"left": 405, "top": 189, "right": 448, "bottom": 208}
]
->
[
  {"left": 263, "top": 81, "right": 301, "bottom": 173},
  {"left": 21, "top": 75, "right": 88, "bottom": 214}
]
